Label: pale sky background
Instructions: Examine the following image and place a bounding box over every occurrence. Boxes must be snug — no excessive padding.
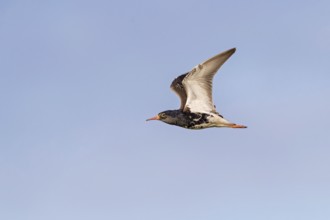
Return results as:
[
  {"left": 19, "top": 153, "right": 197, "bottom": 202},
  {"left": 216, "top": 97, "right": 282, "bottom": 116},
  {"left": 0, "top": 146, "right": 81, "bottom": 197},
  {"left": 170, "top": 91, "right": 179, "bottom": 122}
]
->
[{"left": 1, "top": 0, "right": 330, "bottom": 220}]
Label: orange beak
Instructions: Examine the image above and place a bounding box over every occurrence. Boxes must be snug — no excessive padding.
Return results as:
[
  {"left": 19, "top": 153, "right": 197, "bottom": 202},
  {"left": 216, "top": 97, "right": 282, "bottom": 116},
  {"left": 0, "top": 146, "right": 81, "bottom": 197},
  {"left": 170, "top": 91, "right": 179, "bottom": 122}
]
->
[{"left": 146, "top": 115, "right": 160, "bottom": 121}]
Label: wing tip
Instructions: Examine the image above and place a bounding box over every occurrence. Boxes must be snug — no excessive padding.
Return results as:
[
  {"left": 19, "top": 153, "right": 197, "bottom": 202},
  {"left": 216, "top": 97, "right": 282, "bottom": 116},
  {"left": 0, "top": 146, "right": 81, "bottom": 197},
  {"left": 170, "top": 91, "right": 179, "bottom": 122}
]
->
[
  {"left": 226, "top": 47, "right": 236, "bottom": 55},
  {"left": 203, "top": 47, "right": 236, "bottom": 66}
]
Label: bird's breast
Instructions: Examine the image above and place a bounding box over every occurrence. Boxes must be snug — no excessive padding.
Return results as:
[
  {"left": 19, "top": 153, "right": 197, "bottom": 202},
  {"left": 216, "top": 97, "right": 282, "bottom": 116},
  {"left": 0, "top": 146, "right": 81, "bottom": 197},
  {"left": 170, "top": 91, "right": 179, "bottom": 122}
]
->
[{"left": 177, "top": 112, "right": 212, "bottom": 129}]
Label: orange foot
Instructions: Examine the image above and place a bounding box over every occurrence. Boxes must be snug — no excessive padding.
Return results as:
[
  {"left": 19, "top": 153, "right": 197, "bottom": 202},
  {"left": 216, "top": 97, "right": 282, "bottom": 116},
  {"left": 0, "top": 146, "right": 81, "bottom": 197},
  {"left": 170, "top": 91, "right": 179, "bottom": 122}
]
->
[{"left": 230, "top": 124, "right": 247, "bottom": 128}]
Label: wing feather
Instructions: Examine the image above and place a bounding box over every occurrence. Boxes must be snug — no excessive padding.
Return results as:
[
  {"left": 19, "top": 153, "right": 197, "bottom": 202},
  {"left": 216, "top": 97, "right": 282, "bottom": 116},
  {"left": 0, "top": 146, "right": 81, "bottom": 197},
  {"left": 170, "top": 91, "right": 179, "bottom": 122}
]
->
[
  {"left": 170, "top": 73, "right": 188, "bottom": 110},
  {"left": 182, "top": 48, "right": 236, "bottom": 113}
]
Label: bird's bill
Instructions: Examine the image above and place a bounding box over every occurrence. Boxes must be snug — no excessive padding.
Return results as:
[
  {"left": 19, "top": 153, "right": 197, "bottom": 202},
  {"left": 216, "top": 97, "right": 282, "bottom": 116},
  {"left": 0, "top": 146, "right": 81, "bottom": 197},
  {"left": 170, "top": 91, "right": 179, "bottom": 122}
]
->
[{"left": 146, "top": 115, "right": 160, "bottom": 121}]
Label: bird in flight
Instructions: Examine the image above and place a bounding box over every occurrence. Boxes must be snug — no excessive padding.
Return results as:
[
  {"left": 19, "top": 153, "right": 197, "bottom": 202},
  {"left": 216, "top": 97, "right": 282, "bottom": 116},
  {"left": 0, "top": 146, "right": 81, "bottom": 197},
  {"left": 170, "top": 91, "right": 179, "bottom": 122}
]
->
[{"left": 146, "top": 48, "right": 247, "bottom": 129}]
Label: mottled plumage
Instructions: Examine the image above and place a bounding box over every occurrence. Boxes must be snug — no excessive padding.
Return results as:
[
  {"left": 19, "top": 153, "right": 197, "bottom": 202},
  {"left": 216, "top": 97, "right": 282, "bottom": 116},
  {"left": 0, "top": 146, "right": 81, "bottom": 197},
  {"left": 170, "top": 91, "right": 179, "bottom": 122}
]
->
[{"left": 147, "top": 48, "right": 247, "bottom": 129}]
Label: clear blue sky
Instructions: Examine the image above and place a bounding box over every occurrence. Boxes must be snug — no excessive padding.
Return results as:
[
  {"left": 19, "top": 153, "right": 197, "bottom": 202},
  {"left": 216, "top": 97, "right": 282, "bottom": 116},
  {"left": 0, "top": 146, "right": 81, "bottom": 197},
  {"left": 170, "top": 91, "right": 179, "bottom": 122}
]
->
[{"left": 1, "top": 0, "right": 330, "bottom": 219}]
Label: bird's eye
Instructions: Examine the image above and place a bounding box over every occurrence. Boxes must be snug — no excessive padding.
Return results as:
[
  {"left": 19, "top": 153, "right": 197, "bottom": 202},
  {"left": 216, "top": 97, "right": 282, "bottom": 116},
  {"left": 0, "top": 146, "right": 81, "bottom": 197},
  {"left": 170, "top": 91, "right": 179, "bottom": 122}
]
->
[{"left": 160, "top": 113, "right": 166, "bottom": 118}]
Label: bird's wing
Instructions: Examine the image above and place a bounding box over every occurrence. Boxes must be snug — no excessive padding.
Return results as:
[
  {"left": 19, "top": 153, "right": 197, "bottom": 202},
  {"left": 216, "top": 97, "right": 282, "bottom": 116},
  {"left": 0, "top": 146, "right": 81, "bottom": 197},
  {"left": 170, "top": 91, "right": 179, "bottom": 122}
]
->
[
  {"left": 182, "top": 48, "right": 236, "bottom": 113},
  {"left": 170, "top": 73, "right": 188, "bottom": 110}
]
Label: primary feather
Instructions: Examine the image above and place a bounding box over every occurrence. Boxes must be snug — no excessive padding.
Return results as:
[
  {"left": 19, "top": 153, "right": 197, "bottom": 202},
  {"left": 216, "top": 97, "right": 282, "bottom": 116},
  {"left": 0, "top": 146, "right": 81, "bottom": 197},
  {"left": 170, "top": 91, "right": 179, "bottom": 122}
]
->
[{"left": 171, "top": 48, "right": 236, "bottom": 114}]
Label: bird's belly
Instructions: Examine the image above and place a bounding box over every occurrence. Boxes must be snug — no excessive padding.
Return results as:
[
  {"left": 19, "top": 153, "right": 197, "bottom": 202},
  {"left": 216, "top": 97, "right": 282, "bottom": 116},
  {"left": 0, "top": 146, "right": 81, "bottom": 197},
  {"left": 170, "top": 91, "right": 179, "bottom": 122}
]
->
[
  {"left": 188, "top": 122, "right": 213, "bottom": 129},
  {"left": 182, "top": 113, "right": 228, "bottom": 129},
  {"left": 177, "top": 113, "right": 214, "bottom": 129}
]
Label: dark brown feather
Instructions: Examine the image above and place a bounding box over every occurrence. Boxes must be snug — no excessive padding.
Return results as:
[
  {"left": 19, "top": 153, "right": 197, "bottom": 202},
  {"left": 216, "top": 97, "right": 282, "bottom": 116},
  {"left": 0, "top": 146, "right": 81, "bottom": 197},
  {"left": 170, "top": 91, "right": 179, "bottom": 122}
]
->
[{"left": 170, "top": 73, "right": 188, "bottom": 110}]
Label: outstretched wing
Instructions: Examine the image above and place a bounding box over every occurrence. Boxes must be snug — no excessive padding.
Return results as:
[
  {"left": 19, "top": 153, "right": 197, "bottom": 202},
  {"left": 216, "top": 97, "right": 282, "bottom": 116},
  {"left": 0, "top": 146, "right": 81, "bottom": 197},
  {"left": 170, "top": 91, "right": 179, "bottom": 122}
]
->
[
  {"left": 182, "top": 48, "right": 236, "bottom": 113},
  {"left": 170, "top": 73, "right": 188, "bottom": 110}
]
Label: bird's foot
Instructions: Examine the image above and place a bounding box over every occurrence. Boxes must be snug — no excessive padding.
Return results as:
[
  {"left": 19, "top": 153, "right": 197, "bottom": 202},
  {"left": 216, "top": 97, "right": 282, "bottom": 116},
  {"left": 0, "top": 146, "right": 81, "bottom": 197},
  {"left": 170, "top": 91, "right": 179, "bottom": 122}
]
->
[{"left": 229, "top": 124, "right": 247, "bottom": 128}]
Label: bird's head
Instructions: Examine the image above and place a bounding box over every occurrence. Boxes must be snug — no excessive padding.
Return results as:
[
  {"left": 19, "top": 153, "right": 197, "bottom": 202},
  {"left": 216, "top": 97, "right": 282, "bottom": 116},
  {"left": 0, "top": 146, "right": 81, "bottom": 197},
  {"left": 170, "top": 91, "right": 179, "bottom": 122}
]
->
[{"left": 146, "top": 110, "right": 178, "bottom": 124}]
